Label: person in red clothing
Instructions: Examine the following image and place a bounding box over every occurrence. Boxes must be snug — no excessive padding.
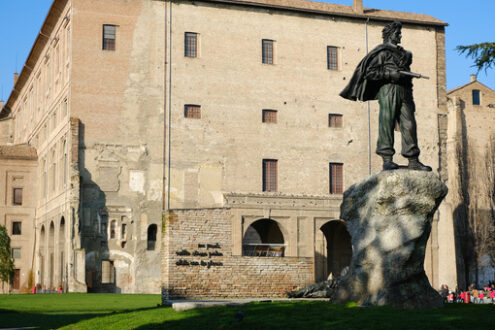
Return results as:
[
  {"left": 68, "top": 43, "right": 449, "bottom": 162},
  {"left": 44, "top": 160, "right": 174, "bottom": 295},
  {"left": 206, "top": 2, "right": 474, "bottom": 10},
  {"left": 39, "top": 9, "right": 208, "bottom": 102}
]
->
[{"left": 479, "top": 291, "right": 485, "bottom": 303}]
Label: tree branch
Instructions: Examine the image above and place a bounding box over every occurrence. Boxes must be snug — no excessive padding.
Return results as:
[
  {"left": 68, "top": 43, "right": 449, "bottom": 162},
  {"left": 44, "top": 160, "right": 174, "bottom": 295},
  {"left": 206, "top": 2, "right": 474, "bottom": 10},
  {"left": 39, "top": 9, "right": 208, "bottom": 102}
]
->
[{"left": 456, "top": 42, "right": 495, "bottom": 73}]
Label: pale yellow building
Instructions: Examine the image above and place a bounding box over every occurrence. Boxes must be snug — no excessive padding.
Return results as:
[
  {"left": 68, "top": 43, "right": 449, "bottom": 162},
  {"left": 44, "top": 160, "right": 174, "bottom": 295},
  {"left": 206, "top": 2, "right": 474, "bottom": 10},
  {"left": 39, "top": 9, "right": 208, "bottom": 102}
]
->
[
  {"left": 0, "top": 0, "right": 459, "bottom": 296},
  {"left": 0, "top": 145, "right": 37, "bottom": 293}
]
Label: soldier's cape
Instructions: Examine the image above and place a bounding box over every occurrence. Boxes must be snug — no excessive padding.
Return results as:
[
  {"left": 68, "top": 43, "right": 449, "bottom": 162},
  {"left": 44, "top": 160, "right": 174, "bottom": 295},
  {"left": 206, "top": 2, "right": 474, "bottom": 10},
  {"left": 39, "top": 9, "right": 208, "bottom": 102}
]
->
[{"left": 339, "top": 44, "right": 394, "bottom": 102}]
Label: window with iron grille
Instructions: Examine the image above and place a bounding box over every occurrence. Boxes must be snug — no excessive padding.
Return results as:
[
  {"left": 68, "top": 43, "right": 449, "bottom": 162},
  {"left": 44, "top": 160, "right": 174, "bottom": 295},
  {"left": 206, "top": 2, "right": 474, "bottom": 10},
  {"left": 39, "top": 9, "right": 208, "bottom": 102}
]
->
[
  {"left": 329, "top": 163, "right": 343, "bottom": 194},
  {"left": 102, "top": 25, "right": 116, "bottom": 51},
  {"left": 472, "top": 89, "right": 481, "bottom": 105},
  {"left": 12, "top": 248, "right": 21, "bottom": 259},
  {"left": 12, "top": 222, "right": 22, "bottom": 235},
  {"left": 262, "top": 110, "right": 277, "bottom": 123},
  {"left": 13, "top": 188, "right": 23, "bottom": 205},
  {"left": 185, "top": 32, "right": 198, "bottom": 57},
  {"left": 184, "top": 105, "right": 201, "bottom": 119},
  {"left": 327, "top": 46, "right": 338, "bottom": 70},
  {"left": 262, "top": 39, "right": 274, "bottom": 64},
  {"left": 328, "top": 114, "right": 343, "bottom": 128},
  {"left": 263, "top": 159, "right": 278, "bottom": 192}
]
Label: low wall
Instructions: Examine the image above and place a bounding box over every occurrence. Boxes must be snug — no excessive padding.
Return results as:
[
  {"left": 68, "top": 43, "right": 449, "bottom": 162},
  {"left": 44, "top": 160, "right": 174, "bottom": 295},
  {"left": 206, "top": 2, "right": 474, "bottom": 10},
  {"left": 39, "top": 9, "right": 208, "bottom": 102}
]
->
[{"left": 162, "top": 208, "right": 313, "bottom": 299}]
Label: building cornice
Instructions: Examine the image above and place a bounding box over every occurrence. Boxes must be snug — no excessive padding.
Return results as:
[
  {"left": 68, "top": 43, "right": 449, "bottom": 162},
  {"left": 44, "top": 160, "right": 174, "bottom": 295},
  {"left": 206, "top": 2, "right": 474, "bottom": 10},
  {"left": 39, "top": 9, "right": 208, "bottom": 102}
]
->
[{"left": 190, "top": 0, "right": 448, "bottom": 27}]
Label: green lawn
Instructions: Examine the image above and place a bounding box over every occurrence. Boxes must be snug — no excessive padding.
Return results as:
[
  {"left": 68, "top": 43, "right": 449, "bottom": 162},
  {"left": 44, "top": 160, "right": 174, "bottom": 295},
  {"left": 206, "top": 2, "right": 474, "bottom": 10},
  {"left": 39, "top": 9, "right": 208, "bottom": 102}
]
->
[{"left": 0, "top": 294, "right": 494, "bottom": 329}]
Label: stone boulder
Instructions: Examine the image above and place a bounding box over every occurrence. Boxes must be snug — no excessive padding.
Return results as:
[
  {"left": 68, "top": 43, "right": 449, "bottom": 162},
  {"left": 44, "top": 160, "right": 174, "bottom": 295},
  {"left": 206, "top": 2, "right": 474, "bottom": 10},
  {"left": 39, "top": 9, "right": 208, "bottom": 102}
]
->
[{"left": 332, "top": 170, "right": 447, "bottom": 309}]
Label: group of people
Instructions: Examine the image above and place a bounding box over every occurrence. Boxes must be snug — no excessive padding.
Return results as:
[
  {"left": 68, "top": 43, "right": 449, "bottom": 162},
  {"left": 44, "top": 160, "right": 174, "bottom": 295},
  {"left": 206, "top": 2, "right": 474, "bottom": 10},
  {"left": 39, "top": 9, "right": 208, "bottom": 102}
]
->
[{"left": 440, "top": 282, "right": 495, "bottom": 304}]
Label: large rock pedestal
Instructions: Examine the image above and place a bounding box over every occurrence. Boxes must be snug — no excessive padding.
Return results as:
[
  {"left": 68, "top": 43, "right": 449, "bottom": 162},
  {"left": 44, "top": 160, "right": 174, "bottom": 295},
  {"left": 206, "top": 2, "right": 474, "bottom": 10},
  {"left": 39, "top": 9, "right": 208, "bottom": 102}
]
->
[{"left": 333, "top": 170, "right": 447, "bottom": 309}]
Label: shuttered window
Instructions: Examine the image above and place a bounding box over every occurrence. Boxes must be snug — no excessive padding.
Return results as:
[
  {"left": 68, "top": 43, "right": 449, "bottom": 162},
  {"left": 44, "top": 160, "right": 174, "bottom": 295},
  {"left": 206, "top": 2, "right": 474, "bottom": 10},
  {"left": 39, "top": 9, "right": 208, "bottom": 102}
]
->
[
  {"left": 329, "top": 163, "right": 343, "bottom": 194},
  {"left": 262, "top": 39, "right": 274, "bottom": 64},
  {"left": 102, "top": 25, "right": 116, "bottom": 51},
  {"left": 263, "top": 159, "right": 278, "bottom": 192},
  {"left": 327, "top": 46, "right": 338, "bottom": 70},
  {"left": 328, "top": 114, "right": 343, "bottom": 128},
  {"left": 262, "top": 110, "right": 277, "bottom": 123},
  {"left": 184, "top": 105, "right": 201, "bottom": 119},
  {"left": 185, "top": 32, "right": 198, "bottom": 57}
]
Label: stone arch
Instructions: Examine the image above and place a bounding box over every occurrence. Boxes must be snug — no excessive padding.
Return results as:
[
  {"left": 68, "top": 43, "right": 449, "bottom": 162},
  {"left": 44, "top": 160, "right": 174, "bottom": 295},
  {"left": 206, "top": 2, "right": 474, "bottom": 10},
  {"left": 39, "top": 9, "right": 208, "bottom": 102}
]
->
[
  {"left": 317, "top": 220, "right": 352, "bottom": 282},
  {"left": 242, "top": 219, "right": 285, "bottom": 257},
  {"left": 147, "top": 224, "right": 157, "bottom": 251},
  {"left": 39, "top": 225, "right": 46, "bottom": 288},
  {"left": 58, "top": 217, "right": 66, "bottom": 290},
  {"left": 48, "top": 221, "right": 55, "bottom": 289}
]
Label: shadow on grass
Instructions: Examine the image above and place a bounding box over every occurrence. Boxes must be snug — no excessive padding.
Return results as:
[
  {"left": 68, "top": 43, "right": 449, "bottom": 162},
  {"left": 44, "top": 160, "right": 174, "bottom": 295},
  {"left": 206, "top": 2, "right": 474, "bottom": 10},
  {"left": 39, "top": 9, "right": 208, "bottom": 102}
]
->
[
  {"left": 0, "top": 306, "right": 158, "bottom": 330},
  {"left": 135, "top": 301, "right": 495, "bottom": 330}
]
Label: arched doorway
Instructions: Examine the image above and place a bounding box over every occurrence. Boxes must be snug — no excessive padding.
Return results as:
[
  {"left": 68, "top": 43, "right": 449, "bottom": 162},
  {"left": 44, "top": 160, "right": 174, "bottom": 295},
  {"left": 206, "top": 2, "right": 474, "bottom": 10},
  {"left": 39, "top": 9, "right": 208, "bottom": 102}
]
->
[
  {"left": 48, "top": 221, "right": 55, "bottom": 289},
  {"left": 242, "top": 219, "right": 285, "bottom": 257},
  {"left": 59, "top": 217, "right": 66, "bottom": 291},
  {"left": 315, "top": 221, "right": 352, "bottom": 282},
  {"left": 39, "top": 225, "right": 45, "bottom": 288}
]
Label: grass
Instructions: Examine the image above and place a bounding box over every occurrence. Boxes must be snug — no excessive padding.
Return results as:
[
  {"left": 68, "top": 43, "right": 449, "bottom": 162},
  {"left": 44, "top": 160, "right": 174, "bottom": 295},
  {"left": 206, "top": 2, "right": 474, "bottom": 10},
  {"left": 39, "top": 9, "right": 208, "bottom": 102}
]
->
[{"left": 0, "top": 294, "right": 494, "bottom": 329}]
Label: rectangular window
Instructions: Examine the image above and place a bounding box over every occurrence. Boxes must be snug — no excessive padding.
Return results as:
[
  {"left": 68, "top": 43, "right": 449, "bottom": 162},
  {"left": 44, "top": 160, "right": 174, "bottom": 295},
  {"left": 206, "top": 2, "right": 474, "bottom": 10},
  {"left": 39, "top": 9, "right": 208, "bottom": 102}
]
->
[
  {"left": 327, "top": 46, "right": 338, "bottom": 70},
  {"left": 262, "top": 110, "right": 277, "bottom": 123},
  {"left": 328, "top": 114, "right": 343, "bottom": 128},
  {"left": 102, "top": 24, "right": 116, "bottom": 51},
  {"left": 12, "top": 222, "right": 22, "bottom": 235},
  {"left": 263, "top": 159, "right": 278, "bottom": 192},
  {"left": 262, "top": 39, "right": 274, "bottom": 64},
  {"left": 12, "top": 248, "right": 21, "bottom": 259},
  {"left": 472, "top": 89, "right": 480, "bottom": 105},
  {"left": 13, "top": 188, "right": 23, "bottom": 205},
  {"left": 185, "top": 32, "right": 198, "bottom": 58},
  {"left": 329, "top": 163, "right": 344, "bottom": 194},
  {"left": 184, "top": 105, "right": 201, "bottom": 119}
]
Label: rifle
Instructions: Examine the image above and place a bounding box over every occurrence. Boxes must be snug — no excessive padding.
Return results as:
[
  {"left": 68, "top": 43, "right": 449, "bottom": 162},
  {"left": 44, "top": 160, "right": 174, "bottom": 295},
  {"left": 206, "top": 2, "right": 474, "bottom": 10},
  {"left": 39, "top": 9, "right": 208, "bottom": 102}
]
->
[{"left": 399, "top": 71, "right": 429, "bottom": 80}]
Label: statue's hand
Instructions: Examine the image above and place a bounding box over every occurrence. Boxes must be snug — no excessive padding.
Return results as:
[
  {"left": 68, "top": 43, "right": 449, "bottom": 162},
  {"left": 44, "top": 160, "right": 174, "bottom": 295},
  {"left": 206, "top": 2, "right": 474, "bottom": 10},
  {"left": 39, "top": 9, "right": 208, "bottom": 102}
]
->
[{"left": 389, "top": 70, "right": 401, "bottom": 83}]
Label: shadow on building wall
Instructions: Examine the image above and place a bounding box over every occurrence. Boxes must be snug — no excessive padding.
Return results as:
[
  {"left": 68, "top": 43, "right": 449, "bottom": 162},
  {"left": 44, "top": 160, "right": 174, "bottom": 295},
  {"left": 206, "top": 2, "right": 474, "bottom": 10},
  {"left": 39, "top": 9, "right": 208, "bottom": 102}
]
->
[{"left": 78, "top": 121, "right": 117, "bottom": 293}]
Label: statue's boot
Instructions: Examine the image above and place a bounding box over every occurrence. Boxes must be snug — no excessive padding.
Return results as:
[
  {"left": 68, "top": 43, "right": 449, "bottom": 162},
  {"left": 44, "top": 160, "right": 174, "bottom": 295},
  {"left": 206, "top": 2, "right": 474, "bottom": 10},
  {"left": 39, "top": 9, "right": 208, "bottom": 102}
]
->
[
  {"left": 382, "top": 156, "right": 399, "bottom": 171},
  {"left": 408, "top": 158, "right": 432, "bottom": 171}
]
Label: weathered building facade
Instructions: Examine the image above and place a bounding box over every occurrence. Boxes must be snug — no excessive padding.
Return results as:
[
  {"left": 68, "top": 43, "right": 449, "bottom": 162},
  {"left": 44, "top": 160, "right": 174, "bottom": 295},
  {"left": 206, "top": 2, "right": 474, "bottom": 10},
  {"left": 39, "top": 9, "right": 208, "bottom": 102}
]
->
[
  {"left": 0, "top": 0, "right": 460, "bottom": 296},
  {"left": 446, "top": 75, "right": 495, "bottom": 288}
]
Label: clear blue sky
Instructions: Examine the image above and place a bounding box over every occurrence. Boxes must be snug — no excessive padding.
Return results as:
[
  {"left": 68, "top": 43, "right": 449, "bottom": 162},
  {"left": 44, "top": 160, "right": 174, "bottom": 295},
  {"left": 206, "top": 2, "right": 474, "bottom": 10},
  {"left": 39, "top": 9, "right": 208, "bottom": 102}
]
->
[{"left": 1, "top": 0, "right": 494, "bottom": 103}]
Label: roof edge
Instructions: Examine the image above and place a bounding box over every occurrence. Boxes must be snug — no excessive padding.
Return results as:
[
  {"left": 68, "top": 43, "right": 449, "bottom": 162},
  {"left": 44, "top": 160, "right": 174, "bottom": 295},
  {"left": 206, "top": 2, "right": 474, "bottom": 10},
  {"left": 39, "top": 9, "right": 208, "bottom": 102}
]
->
[
  {"left": 6, "top": 0, "right": 68, "bottom": 110},
  {"left": 447, "top": 80, "right": 495, "bottom": 95},
  {"left": 203, "top": 0, "right": 448, "bottom": 27}
]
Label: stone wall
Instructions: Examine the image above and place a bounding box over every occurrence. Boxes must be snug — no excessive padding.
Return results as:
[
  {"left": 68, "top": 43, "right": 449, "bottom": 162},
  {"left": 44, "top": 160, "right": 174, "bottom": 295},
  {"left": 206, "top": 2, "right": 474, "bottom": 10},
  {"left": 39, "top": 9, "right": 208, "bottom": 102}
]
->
[{"left": 162, "top": 208, "right": 313, "bottom": 299}]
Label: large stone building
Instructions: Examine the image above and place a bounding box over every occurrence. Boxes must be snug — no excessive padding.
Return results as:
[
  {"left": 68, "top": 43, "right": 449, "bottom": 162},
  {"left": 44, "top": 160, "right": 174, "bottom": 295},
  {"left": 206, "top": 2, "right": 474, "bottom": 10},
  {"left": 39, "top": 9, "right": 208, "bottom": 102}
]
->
[
  {"left": 0, "top": 0, "right": 461, "bottom": 296},
  {"left": 446, "top": 75, "right": 495, "bottom": 288}
]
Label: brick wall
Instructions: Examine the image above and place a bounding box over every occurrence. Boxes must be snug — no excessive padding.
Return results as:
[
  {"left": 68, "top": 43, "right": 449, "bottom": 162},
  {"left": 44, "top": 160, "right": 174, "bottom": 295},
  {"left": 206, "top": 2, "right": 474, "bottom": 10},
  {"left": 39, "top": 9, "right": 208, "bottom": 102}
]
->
[{"left": 162, "top": 208, "right": 313, "bottom": 299}]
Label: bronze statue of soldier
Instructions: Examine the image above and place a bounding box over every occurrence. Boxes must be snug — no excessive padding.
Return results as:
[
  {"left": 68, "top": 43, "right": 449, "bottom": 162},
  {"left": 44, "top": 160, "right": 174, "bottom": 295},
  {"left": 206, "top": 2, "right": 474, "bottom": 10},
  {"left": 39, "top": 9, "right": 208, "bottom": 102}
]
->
[{"left": 340, "top": 21, "right": 431, "bottom": 172}]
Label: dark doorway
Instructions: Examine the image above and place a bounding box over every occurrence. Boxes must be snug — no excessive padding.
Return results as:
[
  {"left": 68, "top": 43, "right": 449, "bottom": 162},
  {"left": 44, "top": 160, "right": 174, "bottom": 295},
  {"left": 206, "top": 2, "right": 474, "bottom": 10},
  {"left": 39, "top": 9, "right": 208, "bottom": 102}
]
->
[{"left": 320, "top": 221, "right": 352, "bottom": 279}]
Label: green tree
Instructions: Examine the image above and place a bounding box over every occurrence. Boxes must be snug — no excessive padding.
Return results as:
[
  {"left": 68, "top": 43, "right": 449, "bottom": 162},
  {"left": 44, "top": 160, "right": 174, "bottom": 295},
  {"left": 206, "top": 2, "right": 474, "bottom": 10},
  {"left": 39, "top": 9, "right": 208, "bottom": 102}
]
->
[
  {"left": 0, "top": 225, "right": 15, "bottom": 292},
  {"left": 457, "top": 42, "right": 495, "bottom": 72}
]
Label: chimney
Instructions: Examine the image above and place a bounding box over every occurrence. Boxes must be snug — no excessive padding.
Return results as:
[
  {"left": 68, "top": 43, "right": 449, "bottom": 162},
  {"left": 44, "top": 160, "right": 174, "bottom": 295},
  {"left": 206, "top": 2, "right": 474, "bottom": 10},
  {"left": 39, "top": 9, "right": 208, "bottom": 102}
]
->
[
  {"left": 13, "top": 73, "right": 19, "bottom": 86},
  {"left": 0, "top": 100, "right": 4, "bottom": 110},
  {"left": 470, "top": 74, "right": 476, "bottom": 82},
  {"left": 353, "top": 0, "right": 363, "bottom": 14}
]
